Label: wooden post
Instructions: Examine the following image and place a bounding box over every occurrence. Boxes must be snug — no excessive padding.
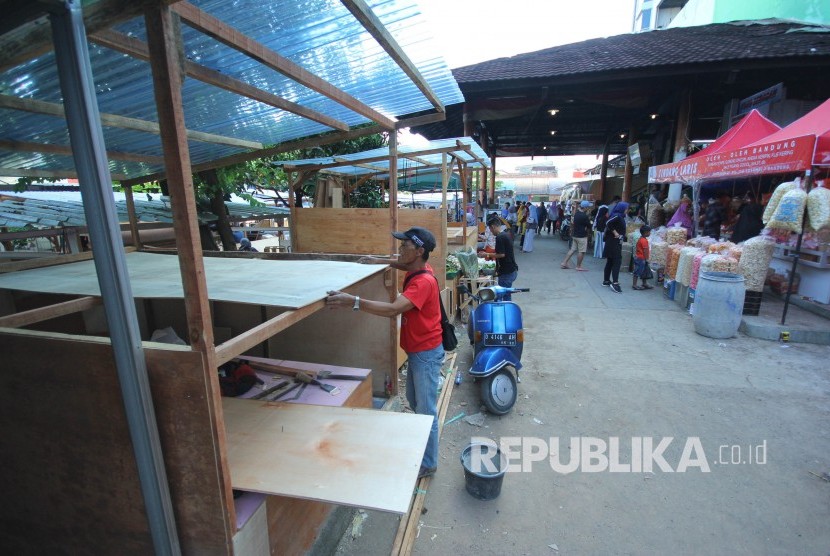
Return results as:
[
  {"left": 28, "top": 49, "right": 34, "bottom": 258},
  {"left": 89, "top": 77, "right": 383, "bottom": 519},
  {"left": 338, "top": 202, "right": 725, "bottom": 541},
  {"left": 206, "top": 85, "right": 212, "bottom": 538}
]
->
[
  {"left": 145, "top": 5, "right": 233, "bottom": 539},
  {"left": 389, "top": 131, "right": 398, "bottom": 253},
  {"left": 489, "top": 150, "right": 496, "bottom": 204},
  {"left": 145, "top": 7, "right": 216, "bottom": 355},
  {"left": 598, "top": 136, "right": 611, "bottom": 202},
  {"left": 123, "top": 184, "right": 142, "bottom": 249},
  {"left": 622, "top": 126, "right": 637, "bottom": 202}
]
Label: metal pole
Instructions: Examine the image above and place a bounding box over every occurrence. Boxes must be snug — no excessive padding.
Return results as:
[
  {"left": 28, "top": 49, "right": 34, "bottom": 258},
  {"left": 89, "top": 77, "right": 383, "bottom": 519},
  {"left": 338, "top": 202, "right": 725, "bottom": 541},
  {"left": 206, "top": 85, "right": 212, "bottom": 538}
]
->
[
  {"left": 781, "top": 170, "right": 812, "bottom": 325},
  {"left": 49, "top": 2, "right": 180, "bottom": 554}
]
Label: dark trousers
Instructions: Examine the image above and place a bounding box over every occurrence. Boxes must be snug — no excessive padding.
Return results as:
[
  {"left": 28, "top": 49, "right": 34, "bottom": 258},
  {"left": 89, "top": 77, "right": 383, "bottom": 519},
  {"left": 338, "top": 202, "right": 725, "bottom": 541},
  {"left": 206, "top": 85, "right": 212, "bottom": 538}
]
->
[{"left": 603, "top": 255, "right": 622, "bottom": 283}]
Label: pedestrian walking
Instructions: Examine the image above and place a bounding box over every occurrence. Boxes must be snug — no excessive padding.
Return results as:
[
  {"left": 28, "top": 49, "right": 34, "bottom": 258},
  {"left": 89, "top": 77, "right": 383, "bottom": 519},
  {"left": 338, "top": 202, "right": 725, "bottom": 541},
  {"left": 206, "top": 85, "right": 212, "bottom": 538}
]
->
[
  {"left": 547, "top": 201, "right": 559, "bottom": 234},
  {"left": 536, "top": 202, "right": 547, "bottom": 234},
  {"left": 517, "top": 202, "right": 528, "bottom": 248},
  {"left": 523, "top": 206, "right": 537, "bottom": 252},
  {"left": 602, "top": 202, "right": 629, "bottom": 293},
  {"left": 632, "top": 225, "right": 654, "bottom": 290},
  {"left": 326, "top": 226, "right": 442, "bottom": 479},
  {"left": 479, "top": 215, "right": 519, "bottom": 300},
  {"left": 592, "top": 203, "right": 609, "bottom": 258},
  {"left": 561, "top": 200, "right": 592, "bottom": 270}
]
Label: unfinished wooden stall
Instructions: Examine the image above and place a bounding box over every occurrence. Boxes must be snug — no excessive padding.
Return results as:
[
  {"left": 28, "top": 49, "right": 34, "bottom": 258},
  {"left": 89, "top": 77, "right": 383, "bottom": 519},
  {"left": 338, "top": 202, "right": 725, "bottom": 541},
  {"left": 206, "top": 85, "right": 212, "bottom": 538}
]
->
[{"left": 0, "top": 252, "right": 431, "bottom": 554}]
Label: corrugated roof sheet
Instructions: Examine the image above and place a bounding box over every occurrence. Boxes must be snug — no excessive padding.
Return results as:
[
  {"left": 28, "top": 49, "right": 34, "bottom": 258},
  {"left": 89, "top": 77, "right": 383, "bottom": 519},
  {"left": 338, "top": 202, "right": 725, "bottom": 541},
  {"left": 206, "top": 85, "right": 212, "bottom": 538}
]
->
[
  {"left": 276, "top": 136, "right": 489, "bottom": 177},
  {"left": 0, "top": 191, "right": 288, "bottom": 228},
  {"left": 0, "top": 0, "right": 463, "bottom": 181}
]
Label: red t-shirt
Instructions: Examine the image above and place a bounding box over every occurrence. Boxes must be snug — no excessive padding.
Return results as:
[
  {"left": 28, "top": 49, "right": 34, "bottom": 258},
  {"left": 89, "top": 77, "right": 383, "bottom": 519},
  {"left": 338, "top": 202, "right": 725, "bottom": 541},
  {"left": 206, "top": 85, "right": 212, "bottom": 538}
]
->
[
  {"left": 400, "top": 265, "right": 442, "bottom": 353},
  {"left": 636, "top": 236, "right": 650, "bottom": 260}
]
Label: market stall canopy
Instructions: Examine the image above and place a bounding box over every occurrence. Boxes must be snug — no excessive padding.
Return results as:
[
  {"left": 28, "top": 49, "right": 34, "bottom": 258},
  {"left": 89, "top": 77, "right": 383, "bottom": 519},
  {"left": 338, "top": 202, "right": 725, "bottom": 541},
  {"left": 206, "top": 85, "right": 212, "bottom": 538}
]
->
[
  {"left": 0, "top": 0, "right": 464, "bottom": 184},
  {"left": 648, "top": 109, "right": 781, "bottom": 184},
  {"left": 275, "top": 136, "right": 490, "bottom": 178},
  {"left": 0, "top": 191, "right": 288, "bottom": 228}
]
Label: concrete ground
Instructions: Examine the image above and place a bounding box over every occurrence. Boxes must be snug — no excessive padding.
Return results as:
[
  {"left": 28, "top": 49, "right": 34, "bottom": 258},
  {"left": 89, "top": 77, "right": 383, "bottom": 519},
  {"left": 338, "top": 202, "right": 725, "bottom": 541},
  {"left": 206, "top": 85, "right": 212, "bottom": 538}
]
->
[{"left": 337, "top": 230, "right": 830, "bottom": 555}]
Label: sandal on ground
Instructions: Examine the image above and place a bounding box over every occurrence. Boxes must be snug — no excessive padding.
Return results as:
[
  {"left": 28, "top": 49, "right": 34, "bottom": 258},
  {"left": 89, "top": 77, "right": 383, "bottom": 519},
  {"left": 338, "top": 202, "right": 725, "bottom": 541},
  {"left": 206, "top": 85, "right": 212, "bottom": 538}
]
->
[
  {"left": 560, "top": 264, "right": 570, "bottom": 269},
  {"left": 642, "top": 285, "right": 654, "bottom": 289},
  {"left": 632, "top": 285, "right": 645, "bottom": 290},
  {"left": 576, "top": 267, "right": 589, "bottom": 272}
]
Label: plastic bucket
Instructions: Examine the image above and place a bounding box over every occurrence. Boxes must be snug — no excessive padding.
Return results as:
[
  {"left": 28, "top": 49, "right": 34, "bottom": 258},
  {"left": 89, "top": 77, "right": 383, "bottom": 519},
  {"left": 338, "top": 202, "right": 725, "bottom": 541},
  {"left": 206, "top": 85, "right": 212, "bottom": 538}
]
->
[
  {"left": 460, "top": 442, "right": 507, "bottom": 500},
  {"left": 693, "top": 272, "right": 746, "bottom": 339}
]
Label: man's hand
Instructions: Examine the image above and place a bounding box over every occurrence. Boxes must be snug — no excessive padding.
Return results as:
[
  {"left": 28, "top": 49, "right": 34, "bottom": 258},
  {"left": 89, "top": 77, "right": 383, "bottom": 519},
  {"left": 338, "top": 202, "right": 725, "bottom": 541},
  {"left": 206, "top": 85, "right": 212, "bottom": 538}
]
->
[{"left": 325, "top": 290, "right": 352, "bottom": 308}]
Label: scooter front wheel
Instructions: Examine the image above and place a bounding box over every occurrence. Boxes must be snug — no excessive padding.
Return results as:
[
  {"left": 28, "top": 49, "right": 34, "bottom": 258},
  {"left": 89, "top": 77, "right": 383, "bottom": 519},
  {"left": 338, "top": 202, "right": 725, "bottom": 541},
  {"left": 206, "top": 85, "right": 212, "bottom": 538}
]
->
[{"left": 480, "top": 367, "right": 517, "bottom": 415}]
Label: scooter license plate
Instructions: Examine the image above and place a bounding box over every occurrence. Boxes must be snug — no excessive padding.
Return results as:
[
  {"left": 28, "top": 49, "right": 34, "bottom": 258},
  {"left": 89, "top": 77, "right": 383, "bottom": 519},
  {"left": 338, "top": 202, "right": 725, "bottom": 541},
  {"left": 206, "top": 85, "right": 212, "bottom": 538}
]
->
[{"left": 483, "top": 333, "right": 516, "bottom": 346}]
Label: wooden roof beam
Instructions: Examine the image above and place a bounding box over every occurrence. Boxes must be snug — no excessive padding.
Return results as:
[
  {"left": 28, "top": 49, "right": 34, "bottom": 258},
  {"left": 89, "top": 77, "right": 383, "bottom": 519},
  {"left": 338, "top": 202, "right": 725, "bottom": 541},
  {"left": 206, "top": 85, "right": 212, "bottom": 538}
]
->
[
  {"left": 340, "top": 0, "right": 444, "bottom": 113},
  {"left": 0, "top": 138, "right": 165, "bottom": 165},
  {"left": 0, "top": 94, "right": 261, "bottom": 150},
  {"left": 118, "top": 112, "right": 442, "bottom": 187},
  {"left": 172, "top": 1, "right": 397, "bottom": 130},
  {"left": 89, "top": 29, "right": 350, "bottom": 133},
  {"left": 0, "top": 0, "right": 184, "bottom": 74},
  {"left": 283, "top": 144, "right": 466, "bottom": 172}
]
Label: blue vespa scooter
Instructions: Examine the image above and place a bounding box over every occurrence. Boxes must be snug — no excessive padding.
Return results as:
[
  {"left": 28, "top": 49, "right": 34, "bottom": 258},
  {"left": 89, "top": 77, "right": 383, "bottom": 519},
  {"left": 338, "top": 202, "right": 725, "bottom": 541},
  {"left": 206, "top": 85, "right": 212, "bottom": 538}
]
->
[{"left": 461, "top": 285, "right": 529, "bottom": 415}]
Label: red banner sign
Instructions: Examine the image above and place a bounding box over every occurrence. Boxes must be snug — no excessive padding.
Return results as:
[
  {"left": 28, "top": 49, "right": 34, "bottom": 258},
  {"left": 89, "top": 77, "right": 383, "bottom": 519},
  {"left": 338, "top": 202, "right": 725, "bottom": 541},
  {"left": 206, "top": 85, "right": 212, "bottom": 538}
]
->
[{"left": 649, "top": 135, "right": 816, "bottom": 184}]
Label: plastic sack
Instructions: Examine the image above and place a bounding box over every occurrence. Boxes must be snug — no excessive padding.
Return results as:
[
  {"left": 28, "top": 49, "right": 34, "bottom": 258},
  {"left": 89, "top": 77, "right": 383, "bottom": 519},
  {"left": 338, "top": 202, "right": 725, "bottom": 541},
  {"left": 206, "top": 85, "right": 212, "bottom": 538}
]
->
[
  {"left": 767, "top": 188, "right": 807, "bottom": 232},
  {"left": 738, "top": 235, "right": 776, "bottom": 292},
  {"left": 454, "top": 247, "right": 479, "bottom": 277},
  {"left": 763, "top": 181, "right": 795, "bottom": 223},
  {"left": 807, "top": 186, "right": 830, "bottom": 231}
]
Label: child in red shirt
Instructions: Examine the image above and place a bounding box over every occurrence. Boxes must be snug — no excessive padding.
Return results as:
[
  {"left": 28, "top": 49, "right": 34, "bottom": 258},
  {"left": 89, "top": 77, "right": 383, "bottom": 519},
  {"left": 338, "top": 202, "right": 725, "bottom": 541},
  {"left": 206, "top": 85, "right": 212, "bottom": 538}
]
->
[{"left": 633, "top": 225, "right": 653, "bottom": 290}]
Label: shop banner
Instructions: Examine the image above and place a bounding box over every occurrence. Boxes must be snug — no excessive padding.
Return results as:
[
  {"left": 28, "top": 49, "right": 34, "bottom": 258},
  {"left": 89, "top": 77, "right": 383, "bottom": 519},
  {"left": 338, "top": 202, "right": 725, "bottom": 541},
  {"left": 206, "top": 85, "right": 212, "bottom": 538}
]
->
[{"left": 648, "top": 135, "right": 816, "bottom": 184}]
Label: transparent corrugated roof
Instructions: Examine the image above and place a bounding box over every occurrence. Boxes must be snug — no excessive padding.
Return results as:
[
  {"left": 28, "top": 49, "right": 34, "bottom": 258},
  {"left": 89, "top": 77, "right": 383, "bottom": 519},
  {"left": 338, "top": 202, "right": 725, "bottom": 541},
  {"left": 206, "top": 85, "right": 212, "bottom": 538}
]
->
[
  {"left": 276, "top": 137, "right": 490, "bottom": 177},
  {"left": 0, "top": 191, "right": 288, "bottom": 228},
  {"left": 0, "top": 0, "right": 464, "bottom": 182}
]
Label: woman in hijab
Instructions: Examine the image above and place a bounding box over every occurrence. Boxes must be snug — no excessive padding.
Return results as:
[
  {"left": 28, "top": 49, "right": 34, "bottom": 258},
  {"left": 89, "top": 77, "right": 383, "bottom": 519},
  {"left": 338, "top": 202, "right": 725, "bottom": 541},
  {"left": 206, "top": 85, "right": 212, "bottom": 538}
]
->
[
  {"left": 666, "top": 195, "right": 694, "bottom": 238},
  {"left": 592, "top": 203, "right": 610, "bottom": 258},
  {"left": 602, "top": 201, "right": 629, "bottom": 293}
]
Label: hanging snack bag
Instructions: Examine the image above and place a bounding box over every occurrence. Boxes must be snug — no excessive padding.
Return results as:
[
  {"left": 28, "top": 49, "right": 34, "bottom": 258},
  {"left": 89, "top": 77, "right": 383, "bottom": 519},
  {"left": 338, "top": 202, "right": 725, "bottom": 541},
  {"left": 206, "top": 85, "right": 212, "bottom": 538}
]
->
[
  {"left": 767, "top": 188, "right": 808, "bottom": 232},
  {"left": 762, "top": 181, "right": 795, "bottom": 223},
  {"left": 806, "top": 185, "right": 830, "bottom": 231}
]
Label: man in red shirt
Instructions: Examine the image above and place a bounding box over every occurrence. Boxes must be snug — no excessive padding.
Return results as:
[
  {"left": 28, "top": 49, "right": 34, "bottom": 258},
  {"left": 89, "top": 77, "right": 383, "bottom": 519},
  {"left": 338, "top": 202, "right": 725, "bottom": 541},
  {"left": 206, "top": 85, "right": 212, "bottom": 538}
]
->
[{"left": 326, "top": 227, "right": 442, "bottom": 479}]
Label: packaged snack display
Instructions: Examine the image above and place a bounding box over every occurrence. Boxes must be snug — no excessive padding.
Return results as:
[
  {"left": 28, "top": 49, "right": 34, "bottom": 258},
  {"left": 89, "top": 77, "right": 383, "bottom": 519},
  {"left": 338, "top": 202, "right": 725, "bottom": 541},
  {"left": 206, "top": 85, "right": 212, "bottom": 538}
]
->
[
  {"left": 806, "top": 185, "right": 830, "bottom": 231},
  {"left": 666, "top": 244, "right": 683, "bottom": 280},
  {"left": 666, "top": 226, "right": 687, "bottom": 246},
  {"left": 650, "top": 240, "right": 668, "bottom": 268},
  {"left": 767, "top": 187, "right": 807, "bottom": 233},
  {"left": 763, "top": 181, "right": 796, "bottom": 223},
  {"left": 708, "top": 241, "right": 735, "bottom": 254},
  {"left": 738, "top": 236, "right": 777, "bottom": 292},
  {"left": 677, "top": 247, "right": 702, "bottom": 287},
  {"left": 690, "top": 251, "right": 708, "bottom": 289}
]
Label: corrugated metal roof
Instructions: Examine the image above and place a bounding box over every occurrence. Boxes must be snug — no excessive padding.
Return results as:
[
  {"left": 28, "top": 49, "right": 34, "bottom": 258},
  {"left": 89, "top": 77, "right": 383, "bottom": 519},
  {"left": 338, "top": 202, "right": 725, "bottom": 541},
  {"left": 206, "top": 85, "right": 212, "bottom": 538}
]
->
[
  {"left": 0, "top": 0, "right": 464, "bottom": 181},
  {"left": 0, "top": 191, "right": 288, "bottom": 228},
  {"left": 276, "top": 136, "right": 489, "bottom": 177}
]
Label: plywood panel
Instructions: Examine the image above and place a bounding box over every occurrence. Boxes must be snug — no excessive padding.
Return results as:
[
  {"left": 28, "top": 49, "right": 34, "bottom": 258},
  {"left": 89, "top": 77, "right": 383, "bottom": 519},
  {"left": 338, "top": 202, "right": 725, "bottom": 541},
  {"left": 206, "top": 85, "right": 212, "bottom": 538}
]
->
[
  {"left": 0, "top": 252, "right": 384, "bottom": 310},
  {"left": 293, "top": 208, "right": 390, "bottom": 254},
  {"left": 266, "top": 275, "right": 395, "bottom": 394},
  {"left": 222, "top": 398, "right": 431, "bottom": 513},
  {"left": 0, "top": 330, "right": 231, "bottom": 554}
]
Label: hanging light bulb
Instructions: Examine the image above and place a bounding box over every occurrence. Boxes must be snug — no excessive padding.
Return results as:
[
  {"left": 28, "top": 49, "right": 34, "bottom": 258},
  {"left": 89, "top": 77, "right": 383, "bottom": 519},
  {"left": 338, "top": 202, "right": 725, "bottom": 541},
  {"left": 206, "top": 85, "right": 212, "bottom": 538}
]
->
[
  {"left": 550, "top": 130, "right": 557, "bottom": 135},
  {"left": 548, "top": 109, "right": 559, "bottom": 116}
]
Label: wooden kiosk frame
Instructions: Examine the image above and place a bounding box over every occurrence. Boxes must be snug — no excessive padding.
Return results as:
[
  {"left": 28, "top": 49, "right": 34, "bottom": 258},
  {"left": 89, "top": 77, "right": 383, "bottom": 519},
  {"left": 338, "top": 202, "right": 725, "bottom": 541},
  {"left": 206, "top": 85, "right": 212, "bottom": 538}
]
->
[{"left": 0, "top": 1, "right": 466, "bottom": 554}]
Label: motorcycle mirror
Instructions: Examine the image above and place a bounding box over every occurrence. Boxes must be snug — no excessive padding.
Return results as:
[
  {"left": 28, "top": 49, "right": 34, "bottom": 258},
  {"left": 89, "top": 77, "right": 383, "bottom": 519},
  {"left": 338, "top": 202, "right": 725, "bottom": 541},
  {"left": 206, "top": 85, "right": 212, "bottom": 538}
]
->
[{"left": 479, "top": 288, "right": 496, "bottom": 302}]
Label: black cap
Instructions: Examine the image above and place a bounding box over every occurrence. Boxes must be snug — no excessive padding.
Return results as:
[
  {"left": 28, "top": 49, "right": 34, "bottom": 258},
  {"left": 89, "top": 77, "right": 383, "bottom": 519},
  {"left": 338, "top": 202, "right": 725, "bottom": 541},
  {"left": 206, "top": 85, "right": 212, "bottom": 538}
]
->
[{"left": 392, "top": 227, "right": 436, "bottom": 253}]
